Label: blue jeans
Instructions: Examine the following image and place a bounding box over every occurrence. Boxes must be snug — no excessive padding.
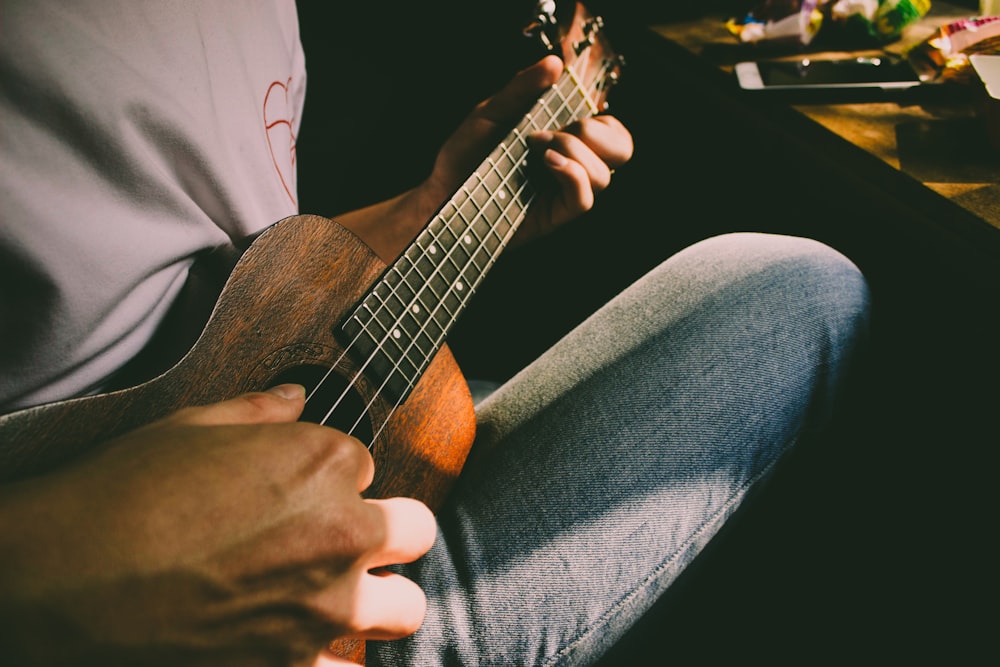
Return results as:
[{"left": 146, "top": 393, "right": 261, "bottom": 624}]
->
[{"left": 371, "top": 233, "right": 870, "bottom": 666}]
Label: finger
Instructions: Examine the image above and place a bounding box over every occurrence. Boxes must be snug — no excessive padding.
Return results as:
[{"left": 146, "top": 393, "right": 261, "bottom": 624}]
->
[
  {"left": 292, "top": 500, "right": 429, "bottom": 646},
  {"left": 474, "top": 55, "right": 563, "bottom": 125},
  {"left": 346, "top": 569, "right": 428, "bottom": 640},
  {"left": 532, "top": 130, "right": 613, "bottom": 193},
  {"left": 540, "top": 146, "right": 594, "bottom": 219},
  {"left": 363, "top": 497, "right": 437, "bottom": 567},
  {"left": 165, "top": 384, "right": 306, "bottom": 427},
  {"left": 560, "top": 115, "right": 634, "bottom": 169}
]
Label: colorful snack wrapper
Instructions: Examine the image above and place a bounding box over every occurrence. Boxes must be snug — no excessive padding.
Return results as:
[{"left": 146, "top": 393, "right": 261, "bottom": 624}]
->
[
  {"left": 727, "top": 0, "right": 825, "bottom": 46},
  {"left": 727, "top": 0, "right": 931, "bottom": 47},
  {"left": 829, "top": 0, "right": 931, "bottom": 43},
  {"left": 906, "top": 15, "right": 1000, "bottom": 82}
]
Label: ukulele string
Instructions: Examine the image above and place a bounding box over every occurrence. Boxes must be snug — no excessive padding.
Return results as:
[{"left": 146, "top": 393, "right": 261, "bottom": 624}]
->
[
  {"left": 306, "top": 60, "right": 607, "bottom": 446},
  {"left": 311, "top": 114, "right": 544, "bottom": 443},
  {"left": 337, "top": 70, "right": 598, "bottom": 445},
  {"left": 356, "top": 135, "right": 542, "bottom": 447},
  {"left": 308, "top": 66, "right": 602, "bottom": 441}
]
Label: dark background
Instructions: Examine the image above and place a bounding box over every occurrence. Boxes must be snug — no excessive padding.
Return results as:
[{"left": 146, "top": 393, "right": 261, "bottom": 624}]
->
[{"left": 295, "top": 1, "right": 996, "bottom": 663}]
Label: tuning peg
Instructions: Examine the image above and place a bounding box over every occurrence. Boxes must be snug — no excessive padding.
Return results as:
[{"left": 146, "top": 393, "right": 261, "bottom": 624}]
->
[
  {"left": 573, "top": 16, "right": 605, "bottom": 55},
  {"left": 522, "top": 0, "right": 558, "bottom": 50},
  {"left": 585, "top": 16, "right": 605, "bottom": 35}
]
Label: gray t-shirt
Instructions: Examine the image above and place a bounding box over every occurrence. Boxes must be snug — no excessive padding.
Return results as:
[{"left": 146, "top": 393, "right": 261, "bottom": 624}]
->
[{"left": 0, "top": 0, "right": 306, "bottom": 409}]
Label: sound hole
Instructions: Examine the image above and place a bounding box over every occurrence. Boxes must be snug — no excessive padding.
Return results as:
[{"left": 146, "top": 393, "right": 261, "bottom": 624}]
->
[{"left": 270, "top": 365, "right": 374, "bottom": 445}]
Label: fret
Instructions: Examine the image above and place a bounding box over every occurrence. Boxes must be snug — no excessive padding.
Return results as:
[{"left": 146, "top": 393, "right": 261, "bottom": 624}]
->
[
  {"left": 441, "top": 289, "right": 462, "bottom": 327},
  {"left": 426, "top": 217, "right": 448, "bottom": 245},
  {"left": 565, "top": 63, "right": 601, "bottom": 117},
  {"left": 509, "top": 125, "right": 531, "bottom": 151},
  {"left": 423, "top": 314, "right": 445, "bottom": 348},
  {"left": 480, "top": 166, "right": 502, "bottom": 194},
  {"left": 465, "top": 238, "right": 487, "bottom": 274},
  {"left": 451, "top": 239, "right": 474, "bottom": 276},
  {"left": 373, "top": 282, "right": 404, "bottom": 321},
  {"left": 416, "top": 236, "right": 446, "bottom": 286},
  {"left": 535, "top": 94, "right": 561, "bottom": 129},
  {"left": 554, "top": 102, "right": 575, "bottom": 129},
  {"left": 458, "top": 258, "right": 479, "bottom": 289},
  {"left": 373, "top": 307, "right": 398, "bottom": 341},
  {"left": 541, "top": 100, "right": 567, "bottom": 130},
  {"left": 413, "top": 322, "right": 435, "bottom": 354},
  {"left": 438, "top": 208, "right": 464, "bottom": 253},
  {"left": 447, "top": 238, "right": 472, "bottom": 275},
  {"left": 416, "top": 258, "right": 445, "bottom": 301},
  {"left": 427, "top": 272, "right": 448, "bottom": 307},
  {"left": 393, "top": 274, "right": 416, "bottom": 309},
  {"left": 492, "top": 142, "right": 518, "bottom": 175},
  {"left": 393, "top": 254, "right": 414, "bottom": 287},
  {"left": 458, "top": 195, "right": 479, "bottom": 229},
  {"left": 428, "top": 225, "right": 460, "bottom": 266},
  {"left": 469, "top": 181, "right": 490, "bottom": 209},
  {"left": 523, "top": 110, "right": 543, "bottom": 133},
  {"left": 472, "top": 245, "right": 493, "bottom": 276},
  {"left": 467, "top": 217, "right": 493, "bottom": 252},
  {"left": 401, "top": 245, "right": 427, "bottom": 283},
  {"left": 473, "top": 183, "right": 506, "bottom": 233},
  {"left": 338, "top": 320, "right": 414, "bottom": 402}
]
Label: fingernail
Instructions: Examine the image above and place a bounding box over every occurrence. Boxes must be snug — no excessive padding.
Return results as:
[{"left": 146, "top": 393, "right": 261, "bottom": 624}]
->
[
  {"left": 544, "top": 148, "right": 567, "bottom": 167},
  {"left": 530, "top": 130, "right": 554, "bottom": 144},
  {"left": 266, "top": 383, "right": 306, "bottom": 400}
]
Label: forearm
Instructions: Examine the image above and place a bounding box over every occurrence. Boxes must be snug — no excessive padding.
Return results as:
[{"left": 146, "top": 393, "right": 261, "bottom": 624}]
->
[
  {"left": 332, "top": 183, "right": 444, "bottom": 263},
  {"left": 0, "top": 479, "right": 80, "bottom": 665}
]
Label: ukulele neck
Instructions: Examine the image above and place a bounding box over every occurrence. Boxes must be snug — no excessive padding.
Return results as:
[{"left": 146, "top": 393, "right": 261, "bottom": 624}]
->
[
  {"left": 337, "top": 68, "right": 599, "bottom": 405},
  {"left": 338, "top": 8, "right": 620, "bottom": 409}
]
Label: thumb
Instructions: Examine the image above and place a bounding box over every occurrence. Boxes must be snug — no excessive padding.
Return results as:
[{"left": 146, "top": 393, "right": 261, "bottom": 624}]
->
[
  {"left": 475, "top": 54, "right": 562, "bottom": 125},
  {"left": 167, "top": 384, "right": 307, "bottom": 427}
]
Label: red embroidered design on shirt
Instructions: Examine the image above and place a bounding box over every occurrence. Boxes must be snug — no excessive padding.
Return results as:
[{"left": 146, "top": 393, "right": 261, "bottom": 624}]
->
[{"left": 264, "top": 79, "right": 297, "bottom": 207}]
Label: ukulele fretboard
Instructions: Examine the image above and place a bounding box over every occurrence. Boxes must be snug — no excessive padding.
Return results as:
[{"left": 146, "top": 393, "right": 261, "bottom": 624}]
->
[{"left": 339, "top": 57, "right": 614, "bottom": 404}]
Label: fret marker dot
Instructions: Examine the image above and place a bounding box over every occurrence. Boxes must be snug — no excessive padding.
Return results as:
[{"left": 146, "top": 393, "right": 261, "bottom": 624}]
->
[
  {"left": 393, "top": 329, "right": 401, "bottom": 339},
  {"left": 456, "top": 281, "right": 464, "bottom": 291},
  {"left": 412, "top": 305, "right": 420, "bottom": 314},
  {"left": 428, "top": 244, "right": 437, "bottom": 254},
  {"left": 498, "top": 190, "right": 506, "bottom": 200},
  {"left": 464, "top": 235, "right": 472, "bottom": 244}
]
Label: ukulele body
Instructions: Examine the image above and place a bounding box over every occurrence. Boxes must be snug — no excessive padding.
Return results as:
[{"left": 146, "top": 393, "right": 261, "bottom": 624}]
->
[{"left": 0, "top": 214, "right": 477, "bottom": 509}]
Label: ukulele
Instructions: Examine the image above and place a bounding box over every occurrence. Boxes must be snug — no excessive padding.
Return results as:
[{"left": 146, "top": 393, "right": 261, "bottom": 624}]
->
[{"left": 0, "top": 2, "right": 621, "bottom": 663}]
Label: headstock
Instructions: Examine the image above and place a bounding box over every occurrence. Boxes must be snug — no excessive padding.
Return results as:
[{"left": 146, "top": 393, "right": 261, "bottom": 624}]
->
[{"left": 524, "top": 1, "right": 624, "bottom": 114}]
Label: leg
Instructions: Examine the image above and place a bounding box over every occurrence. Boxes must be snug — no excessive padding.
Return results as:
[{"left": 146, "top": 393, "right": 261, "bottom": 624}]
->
[{"left": 370, "top": 233, "right": 870, "bottom": 666}]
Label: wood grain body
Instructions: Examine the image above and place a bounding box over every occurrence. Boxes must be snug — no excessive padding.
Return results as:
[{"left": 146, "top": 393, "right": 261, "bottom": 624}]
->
[{"left": 0, "top": 215, "right": 477, "bottom": 509}]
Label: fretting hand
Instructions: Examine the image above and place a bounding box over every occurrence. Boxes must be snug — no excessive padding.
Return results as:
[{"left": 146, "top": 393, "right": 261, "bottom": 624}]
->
[
  {"left": 424, "top": 54, "right": 634, "bottom": 243},
  {"left": 336, "top": 55, "right": 633, "bottom": 262}
]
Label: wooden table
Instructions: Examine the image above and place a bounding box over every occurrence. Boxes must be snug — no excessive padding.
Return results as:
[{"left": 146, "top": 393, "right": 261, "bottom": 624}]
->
[{"left": 648, "top": 2, "right": 1000, "bottom": 232}]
